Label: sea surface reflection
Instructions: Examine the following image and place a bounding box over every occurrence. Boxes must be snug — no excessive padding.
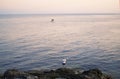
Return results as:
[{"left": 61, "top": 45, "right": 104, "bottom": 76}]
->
[{"left": 0, "top": 14, "right": 120, "bottom": 79}]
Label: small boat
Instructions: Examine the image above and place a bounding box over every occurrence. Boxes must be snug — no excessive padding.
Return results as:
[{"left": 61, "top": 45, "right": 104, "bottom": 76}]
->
[{"left": 51, "top": 19, "right": 54, "bottom": 22}]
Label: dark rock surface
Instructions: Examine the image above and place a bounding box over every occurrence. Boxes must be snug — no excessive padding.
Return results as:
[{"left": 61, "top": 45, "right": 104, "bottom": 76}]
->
[{"left": 0, "top": 68, "right": 112, "bottom": 79}]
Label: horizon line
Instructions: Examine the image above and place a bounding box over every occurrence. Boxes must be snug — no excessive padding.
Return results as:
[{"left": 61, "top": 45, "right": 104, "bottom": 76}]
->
[{"left": 0, "top": 13, "right": 120, "bottom": 15}]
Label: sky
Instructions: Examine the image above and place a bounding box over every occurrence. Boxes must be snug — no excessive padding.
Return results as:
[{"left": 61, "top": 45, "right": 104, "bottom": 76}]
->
[{"left": 0, "top": 0, "right": 120, "bottom": 14}]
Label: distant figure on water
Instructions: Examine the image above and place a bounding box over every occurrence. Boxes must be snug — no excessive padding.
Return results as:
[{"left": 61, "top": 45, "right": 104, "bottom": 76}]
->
[
  {"left": 62, "top": 58, "right": 66, "bottom": 66},
  {"left": 51, "top": 19, "right": 54, "bottom": 22}
]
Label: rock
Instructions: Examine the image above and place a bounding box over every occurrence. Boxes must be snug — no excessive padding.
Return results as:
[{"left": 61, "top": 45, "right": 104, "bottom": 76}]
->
[
  {"left": 0, "top": 73, "right": 3, "bottom": 79},
  {"left": 81, "top": 68, "right": 102, "bottom": 79},
  {"left": 55, "top": 68, "right": 75, "bottom": 75},
  {"left": 2, "top": 68, "right": 112, "bottom": 79},
  {"left": 3, "top": 69, "right": 38, "bottom": 79},
  {"left": 55, "top": 68, "right": 76, "bottom": 79}
]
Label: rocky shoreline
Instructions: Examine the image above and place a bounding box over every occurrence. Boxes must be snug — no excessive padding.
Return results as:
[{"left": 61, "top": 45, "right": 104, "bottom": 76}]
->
[{"left": 0, "top": 68, "right": 112, "bottom": 79}]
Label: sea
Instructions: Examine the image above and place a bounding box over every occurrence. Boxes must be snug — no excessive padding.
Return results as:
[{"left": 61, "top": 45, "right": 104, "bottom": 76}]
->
[{"left": 0, "top": 14, "right": 120, "bottom": 79}]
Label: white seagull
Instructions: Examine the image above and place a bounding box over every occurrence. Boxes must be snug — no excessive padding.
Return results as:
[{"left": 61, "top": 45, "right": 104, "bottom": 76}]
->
[{"left": 62, "top": 58, "right": 66, "bottom": 65}]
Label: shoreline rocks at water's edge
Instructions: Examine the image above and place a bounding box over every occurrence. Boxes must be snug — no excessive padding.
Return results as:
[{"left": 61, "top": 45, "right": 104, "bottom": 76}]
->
[{"left": 0, "top": 68, "right": 112, "bottom": 79}]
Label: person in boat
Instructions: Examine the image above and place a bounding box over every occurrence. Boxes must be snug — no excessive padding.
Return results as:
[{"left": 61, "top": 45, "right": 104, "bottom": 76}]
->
[{"left": 51, "top": 19, "right": 54, "bottom": 22}]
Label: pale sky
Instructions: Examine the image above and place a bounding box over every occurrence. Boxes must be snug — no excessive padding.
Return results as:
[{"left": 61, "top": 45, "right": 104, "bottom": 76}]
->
[{"left": 0, "top": 0, "right": 120, "bottom": 14}]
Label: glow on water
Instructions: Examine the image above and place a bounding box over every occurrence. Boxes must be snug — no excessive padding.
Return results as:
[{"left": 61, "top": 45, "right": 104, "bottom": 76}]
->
[{"left": 0, "top": 14, "right": 120, "bottom": 79}]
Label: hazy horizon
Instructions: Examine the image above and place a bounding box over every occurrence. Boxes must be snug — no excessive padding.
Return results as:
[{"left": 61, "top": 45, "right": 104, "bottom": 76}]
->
[
  {"left": 0, "top": 0, "right": 120, "bottom": 14},
  {"left": 0, "top": 13, "right": 120, "bottom": 15}
]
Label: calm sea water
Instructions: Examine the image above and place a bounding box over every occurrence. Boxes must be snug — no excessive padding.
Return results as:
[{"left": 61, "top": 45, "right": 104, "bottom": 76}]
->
[{"left": 0, "top": 14, "right": 120, "bottom": 78}]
